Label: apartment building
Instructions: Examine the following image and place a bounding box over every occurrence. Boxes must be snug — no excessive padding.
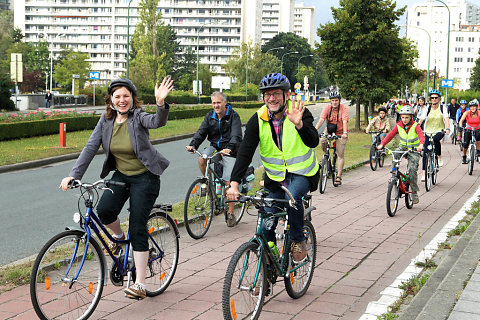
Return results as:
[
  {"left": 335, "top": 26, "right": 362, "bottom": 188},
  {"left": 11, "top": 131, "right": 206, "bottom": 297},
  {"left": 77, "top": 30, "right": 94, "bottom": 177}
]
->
[
  {"left": 406, "top": 0, "right": 480, "bottom": 90},
  {"left": 294, "top": 1, "right": 315, "bottom": 46},
  {"left": 261, "top": 0, "right": 294, "bottom": 44},
  {"left": 0, "top": 0, "right": 11, "bottom": 10}
]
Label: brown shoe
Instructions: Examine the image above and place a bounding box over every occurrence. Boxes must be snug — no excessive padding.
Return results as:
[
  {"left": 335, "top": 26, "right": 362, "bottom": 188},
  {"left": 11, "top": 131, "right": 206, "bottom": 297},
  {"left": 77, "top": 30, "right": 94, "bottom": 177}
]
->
[
  {"left": 104, "top": 234, "right": 125, "bottom": 255},
  {"left": 291, "top": 241, "right": 307, "bottom": 263},
  {"left": 252, "top": 280, "right": 270, "bottom": 297},
  {"left": 226, "top": 213, "right": 237, "bottom": 227},
  {"left": 124, "top": 283, "right": 146, "bottom": 300}
]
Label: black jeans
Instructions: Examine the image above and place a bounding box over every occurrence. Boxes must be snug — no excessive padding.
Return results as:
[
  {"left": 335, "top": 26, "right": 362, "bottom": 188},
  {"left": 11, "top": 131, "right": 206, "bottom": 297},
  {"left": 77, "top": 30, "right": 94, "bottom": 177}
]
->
[
  {"left": 97, "top": 170, "right": 160, "bottom": 251},
  {"left": 422, "top": 132, "right": 445, "bottom": 170}
]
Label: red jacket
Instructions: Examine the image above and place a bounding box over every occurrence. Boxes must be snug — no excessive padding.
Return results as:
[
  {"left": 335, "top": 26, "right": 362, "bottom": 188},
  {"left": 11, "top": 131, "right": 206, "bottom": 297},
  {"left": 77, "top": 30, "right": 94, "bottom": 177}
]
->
[{"left": 381, "top": 120, "right": 425, "bottom": 146}]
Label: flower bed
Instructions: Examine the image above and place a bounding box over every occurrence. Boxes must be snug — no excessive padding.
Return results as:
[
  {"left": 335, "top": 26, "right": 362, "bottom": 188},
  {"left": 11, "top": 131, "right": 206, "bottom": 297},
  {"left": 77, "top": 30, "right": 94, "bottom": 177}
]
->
[{"left": 0, "top": 109, "right": 95, "bottom": 124}]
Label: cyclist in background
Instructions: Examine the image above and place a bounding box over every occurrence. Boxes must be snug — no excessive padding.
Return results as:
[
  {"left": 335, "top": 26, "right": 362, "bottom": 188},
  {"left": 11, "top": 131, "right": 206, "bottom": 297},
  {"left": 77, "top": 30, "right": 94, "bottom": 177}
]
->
[
  {"left": 459, "top": 99, "right": 480, "bottom": 164},
  {"left": 59, "top": 77, "right": 174, "bottom": 300},
  {"left": 447, "top": 98, "right": 460, "bottom": 134},
  {"left": 315, "top": 90, "right": 349, "bottom": 186},
  {"left": 418, "top": 89, "right": 450, "bottom": 179},
  {"left": 227, "top": 73, "right": 319, "bottom": 263},
  {"left": 186, "top": 91, "right": 242, "bottom": 227},
  {"left": 456, "top": 100, "right": 469, "bottom": 146},
  {"left": 414, "top": 96, "right": 427, "bottom": 130},
  {"left": 377, "top": 105, "right": 424, "bottom": 204},
  {"left": 365, "top": 107, "right": 391, "bottom": 144}
]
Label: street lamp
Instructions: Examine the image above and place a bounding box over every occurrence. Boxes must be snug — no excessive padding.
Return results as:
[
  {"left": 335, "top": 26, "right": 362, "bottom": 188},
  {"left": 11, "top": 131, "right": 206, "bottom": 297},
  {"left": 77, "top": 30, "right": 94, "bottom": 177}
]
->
[
  {"left": 403, "top": 25, "right": 431, "bottom": 95},
  {"left": 196, "top": 22, "right": 210, "bottom": 104},
  {"left": 297, "top": 54, "right": 313, "bottom": 77},
  {"left": 265, "top": 46, "right": 284, "bottom": 54},
  {"left": 39, "top": 32, "right": 64, "bottom": 91},
  {"left": 281, "top": 51, "right": 299, "bottom": 75},
  {"left": 435, "top": 0, "right": 450, "bottom": 102},
  {"left": 245, "top": 47, "right": 249, "bottom": 101},
  {"left": 126, "top": 0, "right": 134, "bottom": 79}
]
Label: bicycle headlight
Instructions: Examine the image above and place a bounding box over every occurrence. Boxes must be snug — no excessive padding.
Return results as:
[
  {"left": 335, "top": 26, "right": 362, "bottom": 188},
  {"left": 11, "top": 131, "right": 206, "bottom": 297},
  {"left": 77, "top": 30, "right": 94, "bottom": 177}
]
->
[
  {"left": 427, "top": 145, "right": 432, "bottom": 150},
  {"left": 73, "top": 212, "right": 81, "bottom": 223}
]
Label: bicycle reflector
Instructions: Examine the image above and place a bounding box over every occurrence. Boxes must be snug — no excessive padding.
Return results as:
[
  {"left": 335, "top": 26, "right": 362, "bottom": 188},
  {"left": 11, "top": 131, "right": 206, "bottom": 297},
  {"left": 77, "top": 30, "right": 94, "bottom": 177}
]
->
[{"left": 73, "top": 212, "right": 81, "bottom": 223}]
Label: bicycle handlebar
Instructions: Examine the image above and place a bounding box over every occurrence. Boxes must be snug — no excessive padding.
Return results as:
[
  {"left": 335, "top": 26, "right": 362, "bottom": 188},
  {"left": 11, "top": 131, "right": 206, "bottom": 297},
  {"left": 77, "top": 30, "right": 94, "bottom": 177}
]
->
[
  {"left": 68, "top": 179, "right": 128, "bottom": 190},
  {"left": 187, "top": 148, "right": 228, "bottom": 161},
  {"left": 319, "top": 133, "right": 341, "bottom": 140},
  {"left": 227, "top": 186, "right": 297, "bottom": 210}
]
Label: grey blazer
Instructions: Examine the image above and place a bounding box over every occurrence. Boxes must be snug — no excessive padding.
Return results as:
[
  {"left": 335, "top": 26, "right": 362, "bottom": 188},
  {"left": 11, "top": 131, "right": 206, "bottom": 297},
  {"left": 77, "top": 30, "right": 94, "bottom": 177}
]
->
[{"left": 69, "top": 105, "right": 170, "bottom": 179}]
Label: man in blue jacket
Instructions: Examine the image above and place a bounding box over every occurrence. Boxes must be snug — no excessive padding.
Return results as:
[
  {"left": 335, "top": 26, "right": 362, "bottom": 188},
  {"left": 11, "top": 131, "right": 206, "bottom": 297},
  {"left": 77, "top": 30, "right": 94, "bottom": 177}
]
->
[{"left": 186, "top": 91, "right": 242, "bottom": 226}]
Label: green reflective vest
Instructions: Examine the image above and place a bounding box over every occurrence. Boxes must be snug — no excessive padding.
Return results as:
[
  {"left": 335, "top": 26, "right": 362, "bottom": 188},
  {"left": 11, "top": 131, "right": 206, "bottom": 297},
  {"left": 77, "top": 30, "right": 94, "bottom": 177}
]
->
[
  {"left": 257, "top": 102, "right": 319, "bottom": 181},
  {"left": 397, "top": 122, "right": 420, "bottom": 148}
]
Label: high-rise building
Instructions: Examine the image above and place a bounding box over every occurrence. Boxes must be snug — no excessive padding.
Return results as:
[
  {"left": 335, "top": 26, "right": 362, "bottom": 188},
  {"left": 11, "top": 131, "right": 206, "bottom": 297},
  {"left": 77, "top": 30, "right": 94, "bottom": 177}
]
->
[
  {"left": 261, "top": 0, "right": 295, "bottom": 44},
  {"left": 294, "top": 1, "right": 315, "bottom": 46},
  {"left": 406, "top": 0, "right": 480, "bottom": 90},
  {"left": 0, "top": 0, "right": 10, "bottom": 10}
]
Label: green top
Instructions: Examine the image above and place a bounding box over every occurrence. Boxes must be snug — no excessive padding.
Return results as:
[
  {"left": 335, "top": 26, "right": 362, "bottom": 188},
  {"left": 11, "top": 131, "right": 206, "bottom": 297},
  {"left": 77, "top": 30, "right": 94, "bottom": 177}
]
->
[
  {"left": 425, "top": 107, "right": 445, "bottom": 133},
  {"left": 110, "top": 120, "right": 147, "bottom": 176}
]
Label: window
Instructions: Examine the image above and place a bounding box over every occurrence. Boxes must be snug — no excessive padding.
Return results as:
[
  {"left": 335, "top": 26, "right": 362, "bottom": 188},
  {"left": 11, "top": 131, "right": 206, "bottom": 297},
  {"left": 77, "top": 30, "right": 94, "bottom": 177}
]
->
[
  {"left": 454, "top": 57, "right": 463, "bottom": 62},
  {"left": 469, "top": 37, "right": 475, "bottom": 42},
  {"left": 468, "top": 57, "right": 474, "bottom": 62},
  {"left": 417, "top": 12, "right": 420, "bottom": 16},
  {"left": 456, "top": 37, "right": 464, "bottom": 42}
]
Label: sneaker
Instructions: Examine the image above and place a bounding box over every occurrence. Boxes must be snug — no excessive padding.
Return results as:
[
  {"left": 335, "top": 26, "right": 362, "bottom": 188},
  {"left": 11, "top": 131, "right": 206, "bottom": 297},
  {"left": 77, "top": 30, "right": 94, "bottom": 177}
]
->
[
  {"left": 412, "top": 192, "right": 419, "bottom": 204},
  {"left": 291, "top": 241, "right": 307, "bottom": 263},
  {"left": 226, "top": 213, "right": 237, "bottom": 227},
  {"left": 124, "top": 283, "right": 146, "bottom": 300},
  {"left": 104, "top": 234, "right": 125, "bottom": 255},
  {"left": 438, "top": 158, "right": 443, "bottom": 167},
  {"left": 421, "top": 175, "right": 426, "bottom": 182},
  {"left": 200, "top": 183, "right": 208, "bottom": 197},
  {"left": 462, "top": 156, "right": 468, "bottom": 164}
]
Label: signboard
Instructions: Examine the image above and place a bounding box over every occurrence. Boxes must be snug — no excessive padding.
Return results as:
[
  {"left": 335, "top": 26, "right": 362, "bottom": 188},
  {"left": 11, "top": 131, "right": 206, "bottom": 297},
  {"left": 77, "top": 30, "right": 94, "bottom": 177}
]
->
[
  {"left": 295, "top": 89, "right": 301, "bottom": 94},
  {"left": 72, "top": 74, "right": 80, "bottom": 96},
  {"left": 10, "top": 53, "right": 23, "bottom": 83},
  {"left": 294, "top": 82, "right": 301, "bottom": 89},
  {"left": 193, "top": 80, "right": 202, "bottom": 95},
  {"left": 441, "top": 79, "right": 454, "bottom": 88},
  {"left": 211, "top": 76, "right": 231, "bottom": 91},
  {"left": 89, "top": 71, "right": 100, "bottom": 80}
]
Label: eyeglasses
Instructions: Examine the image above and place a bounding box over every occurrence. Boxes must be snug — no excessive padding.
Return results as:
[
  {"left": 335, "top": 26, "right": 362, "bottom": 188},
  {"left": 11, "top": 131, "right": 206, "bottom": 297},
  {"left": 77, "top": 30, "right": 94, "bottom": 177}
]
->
[
  {"left": 264, "top": 92, "right": 283, "bottom": 100},
  {"left": 430, "top": 96, "right": 439, "bottom": 100}
]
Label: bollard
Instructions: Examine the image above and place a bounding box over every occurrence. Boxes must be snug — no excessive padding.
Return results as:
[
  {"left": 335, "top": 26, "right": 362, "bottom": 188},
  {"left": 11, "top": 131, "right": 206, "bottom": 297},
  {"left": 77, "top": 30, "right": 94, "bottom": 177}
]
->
[{"left": 59, "top": 122, "right": 66, "bottom": 147}]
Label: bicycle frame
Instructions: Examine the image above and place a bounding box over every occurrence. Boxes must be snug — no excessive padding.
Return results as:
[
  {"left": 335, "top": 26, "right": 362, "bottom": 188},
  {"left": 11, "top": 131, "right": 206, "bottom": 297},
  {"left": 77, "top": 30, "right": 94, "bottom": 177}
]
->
[
  {"left": 196, "top": 150, "right": 228, "bottom": 210},
  {"left": 388, "top": 149, "right": 412, "bottom": 194}
]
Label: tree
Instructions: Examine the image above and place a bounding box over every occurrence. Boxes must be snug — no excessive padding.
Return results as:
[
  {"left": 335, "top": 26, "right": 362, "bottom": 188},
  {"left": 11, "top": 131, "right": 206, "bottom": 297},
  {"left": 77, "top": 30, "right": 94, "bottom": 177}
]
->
[
  {"left": 262, "top": 32, "right": 314, "bottom": 84},
  {"left": 0, "top": 71, "right": 14, "bottom": 110},
  {"left": 175, "top": 47, "right": 197, "bottom": 91},
  {"left": 470, "top": 57, "right": 480, "bottom": 90},
  {"left": 54, "top": 51, "right": 90, "bottom": 89},
  {"left": 317, "top": 0, "right": 419, "bottom": 129},
  {"left": 225, "top": 42, "right": 280, "bottom": 90}
]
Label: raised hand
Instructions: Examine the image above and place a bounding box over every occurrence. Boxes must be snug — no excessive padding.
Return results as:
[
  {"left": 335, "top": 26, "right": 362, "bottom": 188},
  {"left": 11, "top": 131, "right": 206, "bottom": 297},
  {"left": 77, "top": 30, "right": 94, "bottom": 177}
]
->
[
  {"left": 286, "top": 100, "right": 305, "bottom": 128},
  {"left": 155, "top": 76, "right": 174, "bottom": 106}
]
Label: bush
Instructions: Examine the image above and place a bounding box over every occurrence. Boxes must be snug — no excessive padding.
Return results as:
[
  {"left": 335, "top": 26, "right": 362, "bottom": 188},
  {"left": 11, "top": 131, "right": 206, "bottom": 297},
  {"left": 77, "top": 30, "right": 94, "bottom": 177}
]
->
[
  {"left": 139, "top": 89, "right": 259, "bottom": 105},
  {"left": 447, "top": 90, "right": 480, "bottom": 103},
  {"left": 79, "top": 86, "right": 107, "bottom": 105}
]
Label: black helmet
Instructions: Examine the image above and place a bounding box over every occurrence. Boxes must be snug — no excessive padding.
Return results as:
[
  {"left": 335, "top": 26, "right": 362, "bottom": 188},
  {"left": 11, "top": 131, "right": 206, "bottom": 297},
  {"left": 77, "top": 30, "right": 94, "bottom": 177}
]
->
[
  {"left": 329, "top": 90, "right": 341, "bottom": 100},
  {"left": 259, "top": 73, "right": 291, "bottom": 92},
  {"left": 378, "top": 107, "right": 387, "bottom": 113},
  {"left": 108, "top": 78, "right": 137, "bottom": 96},
  {"left": 418, "top": 96, "right": 425, "bottom": 101}
]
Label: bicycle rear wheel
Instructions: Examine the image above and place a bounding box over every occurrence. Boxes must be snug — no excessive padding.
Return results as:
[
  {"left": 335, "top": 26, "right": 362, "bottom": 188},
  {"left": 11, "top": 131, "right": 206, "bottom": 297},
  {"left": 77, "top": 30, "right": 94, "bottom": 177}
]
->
[
  {"left": 469, "top": 146, "right": 475, "bottom": 175},
  {"left": 234, "top": 201, "right": 247, "bottom": 224},
  {"left": 425, "top": 153, "right": 432, "bottom": 192},
  {"left": 222, "top": 241, "right": 266, "bottom": 320},
  {"left": 30, "top": 230, "right": 105, "bottom": 320},
  {"left": 369, "top": 145, "right": 378, "bottom": 171},
  {"left": 145, "top": 210, "right": 179, "bottom": 297},
  {"left": 432, "top": 156, "right": 438, "bottom": 185},
  {"left": 319, "top": 156, "right": 328, "bottom": 194},
  {"left": 379, "top": 151, "right": 385, "bottom": 168},
  {"left": 331, "top": 153, "right": 338, "bottom": 187},
  {"left": 386, "top": 178, "right": 400, "bottom": 217},
  {"left": 284, "top": 220, "right": 317, "bottom": 299},
  {"left": 405, "top": 183, "right": 414, "bottom": 209},
  {"left": 184, "top": 178, "right": 214, "bottom": 239}
]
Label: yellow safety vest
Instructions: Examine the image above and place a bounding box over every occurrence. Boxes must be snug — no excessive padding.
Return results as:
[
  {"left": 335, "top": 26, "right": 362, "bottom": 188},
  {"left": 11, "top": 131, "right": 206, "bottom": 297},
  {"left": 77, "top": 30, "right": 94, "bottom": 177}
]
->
[
  {"left": 397, "top": 122, "right": 420, "bottom": 148},
  {"left": 257, "top": 102, "right": 319, "bottom": 181}
]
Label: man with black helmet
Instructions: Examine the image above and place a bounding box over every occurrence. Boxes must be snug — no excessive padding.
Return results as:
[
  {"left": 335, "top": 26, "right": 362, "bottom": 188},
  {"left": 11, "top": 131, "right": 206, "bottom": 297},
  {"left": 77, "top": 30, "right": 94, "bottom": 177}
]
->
[
  {"left": 227, "top": 73, "right": 319, "bottom": 265},
  {"left": 365, "top": 107, "right": 391, "bottom": 144},
  {"left": 60, "top": 76, "right": 174, "bottom": 300},
  {"left": 314, "top": 90, "right": 349, "bottom": 186}
]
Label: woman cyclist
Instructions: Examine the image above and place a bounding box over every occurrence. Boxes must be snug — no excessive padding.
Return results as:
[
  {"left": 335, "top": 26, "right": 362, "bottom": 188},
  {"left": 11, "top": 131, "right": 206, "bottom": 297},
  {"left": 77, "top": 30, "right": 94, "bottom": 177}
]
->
[
  {"left": 456, "top": 100, "right": 469, "bottom": 145},
  {"left": 459, "top": 99, "right": 480, "bottom": 164},
  {"left": 418, "top": 89, "right": 450, "bottom": 180},
  {"left": 414, "top": 96, "right": 427, "bottom": 130}
]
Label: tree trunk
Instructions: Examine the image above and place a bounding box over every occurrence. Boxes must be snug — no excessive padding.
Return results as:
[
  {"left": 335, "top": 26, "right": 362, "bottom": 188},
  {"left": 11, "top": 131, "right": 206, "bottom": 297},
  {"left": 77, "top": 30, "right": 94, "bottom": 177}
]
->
[
  {"left": 355, "top": 99, "right": 361, "bottom": 130},
  {"left": 364, "top": 102, "right": 369, "bottom": 125},
  {"left": 369, "top": 100, "right": 374, "bottom": 114}
]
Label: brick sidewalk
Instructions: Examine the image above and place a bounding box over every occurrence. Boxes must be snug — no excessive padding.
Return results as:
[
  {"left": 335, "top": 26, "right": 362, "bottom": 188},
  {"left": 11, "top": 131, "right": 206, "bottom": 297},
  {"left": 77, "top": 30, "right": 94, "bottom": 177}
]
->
[{"left": 1, "top": 142, "right": 479, "bottom": 320}]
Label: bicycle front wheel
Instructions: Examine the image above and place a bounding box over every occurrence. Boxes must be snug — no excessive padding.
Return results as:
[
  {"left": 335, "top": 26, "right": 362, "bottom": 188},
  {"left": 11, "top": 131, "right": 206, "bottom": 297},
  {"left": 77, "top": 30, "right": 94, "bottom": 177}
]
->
[
  {"left": 234, "top": 201, "right": 247, "bottom": 224},
  {"left": 405, "top": 183, "right": 414, "bottom": 209},
  {"left": 284, "top": 220, "right": 317, "bottom": 299},
  {"left": 319, "top": 156, "right": 328, "bottom": 194},
  {"left": 331, "top": 154, "right": 338, "bottom": 187},
  {"left": 222, "top": 241, "right": 266, "bottom": 320},
  {"left": 145, "top": 210, "right": 179, "bottom": 297},
  {"left": 469, "top": 146, "right": 475, "bottom": 175},
  {"left": 425, "top": 153, "right": 432, "bottom": 192},
  {"left": 369, "top": 145, "right": 378, "bottom": 171},
  {"left": 432, "top": 156, "right": 438, "bottom": 185},
  {"left": 379, "top": 150, "right": 385, "bottom": 168},
  {"left": 30, "top": 230, "right": 105, "bottom": 320},
  {"left": 184, "top": 178, "right": 214, "bottom": 239},
  {"left": 386, "top": 178, "right": 400, "bottom": 217}
]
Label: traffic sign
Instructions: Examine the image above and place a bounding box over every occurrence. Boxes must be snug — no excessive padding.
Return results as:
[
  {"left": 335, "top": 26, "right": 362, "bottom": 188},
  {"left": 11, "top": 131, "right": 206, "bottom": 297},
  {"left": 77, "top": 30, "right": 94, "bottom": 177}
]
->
[
  {"left": 89, "top": 72, "right": 100, "bottom": 80},
  {"left": 441, "top": 79, "right": 454, "bottom": 88},
  {"left": 294, "top": 82, "right": 301, "bottom": 89},
  {"left": 295, "top": 89, "right": 300, "bottom": 94}
]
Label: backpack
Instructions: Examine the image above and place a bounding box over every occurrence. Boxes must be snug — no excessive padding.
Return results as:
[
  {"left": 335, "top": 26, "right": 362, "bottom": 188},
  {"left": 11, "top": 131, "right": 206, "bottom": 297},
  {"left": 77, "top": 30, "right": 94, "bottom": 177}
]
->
[{"left": 426, "top": 104, "right": 444, "bottom": 116}]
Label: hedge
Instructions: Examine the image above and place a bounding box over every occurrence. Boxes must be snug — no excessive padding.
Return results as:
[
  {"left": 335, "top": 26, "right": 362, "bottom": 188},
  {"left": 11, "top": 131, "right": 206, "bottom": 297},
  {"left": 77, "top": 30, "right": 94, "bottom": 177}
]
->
[{"left": 140, "top": 91, "right": 259, "bottom": 105}]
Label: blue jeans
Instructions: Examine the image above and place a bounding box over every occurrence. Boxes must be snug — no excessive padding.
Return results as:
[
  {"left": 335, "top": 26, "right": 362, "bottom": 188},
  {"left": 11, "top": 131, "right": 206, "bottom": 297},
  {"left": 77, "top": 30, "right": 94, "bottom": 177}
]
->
[
  {"left": 372, "top": 133, "right": 386, "bottom": 144},
  {"left": 45, "top": 99, "right": 51, "bottom": 108},
  {"left": 263, "top": 173, "right": 310, "bottom": 244}
]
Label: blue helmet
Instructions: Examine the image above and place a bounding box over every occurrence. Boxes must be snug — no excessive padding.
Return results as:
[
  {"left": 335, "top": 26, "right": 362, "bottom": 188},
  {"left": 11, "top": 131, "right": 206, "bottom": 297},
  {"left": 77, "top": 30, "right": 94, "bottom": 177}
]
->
[
  {"left": 460, "top": 99, "right": 467, "bottom": 105},
  {"left": 259, "top": 73, "right": 291, "bottom": 92},
  {"left": 429, "top": 89, "right": 441, "bottom": 97}
]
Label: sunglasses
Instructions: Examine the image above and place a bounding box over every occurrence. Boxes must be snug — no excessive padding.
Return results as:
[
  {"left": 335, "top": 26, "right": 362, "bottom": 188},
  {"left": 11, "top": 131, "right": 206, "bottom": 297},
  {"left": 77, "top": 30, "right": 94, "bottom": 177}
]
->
[{"left": 430, "top": 96, "right": 439, "bottom": 100}]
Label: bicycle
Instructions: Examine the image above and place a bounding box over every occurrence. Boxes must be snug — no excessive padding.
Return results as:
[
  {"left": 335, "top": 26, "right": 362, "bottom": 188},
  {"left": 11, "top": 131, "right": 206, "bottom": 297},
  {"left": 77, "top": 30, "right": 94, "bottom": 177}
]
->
[
  {"left": 367, "top": 131, "right": 386, "bottom": 171},
  {"left": 30, "top": 179, "right": 180, "bottom": 320},
  {"left": 465, "top": 127, "right": 480, "bottom": 175},
  {"left": 424, "top": 132, "right": 441, "bottom": 192},
  {"left": 222, "top": 186, "right": 316, "bottom": 320},
  {"left": 451, "top": 122, "right": 458, "bottom": 145},
  {"left": 318, "top": 133, "right": 340, "bottom": 194},
  {"left": 384, "top": 147, "right": 420, "bottom": 217},
  {"left": 184, "top": 149, "right": 247, "bottom": 239}
]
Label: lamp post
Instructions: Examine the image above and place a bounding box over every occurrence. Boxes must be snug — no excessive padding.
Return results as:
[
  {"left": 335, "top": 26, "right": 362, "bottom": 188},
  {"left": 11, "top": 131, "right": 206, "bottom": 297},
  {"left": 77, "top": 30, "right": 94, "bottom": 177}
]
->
[
  {"left": 40, "top": 33, "right": 64, "bottom": 91},
  {"left": 196, "top": 22, "right": 210, "bottom": 104},
  {"left": 126, "top": 0, "right": 134, "bottom": 79},
  {"left": 245, "top": 47, "right": 249, "bottom": 101},
  {"left": 435, "top": 0, "right": 450, "bottom": 102},
  {"left": 404, "top": 25, "right": 431, "bottom": 95},
  {"left": 297, "top": 54, "right": 313, "bottom": 77},
  {"left": 266, "top": 46, "right": 284, "bottom": 55},
  {"left": 281, "top": 51, "right": 299, "bottom": 75}
]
